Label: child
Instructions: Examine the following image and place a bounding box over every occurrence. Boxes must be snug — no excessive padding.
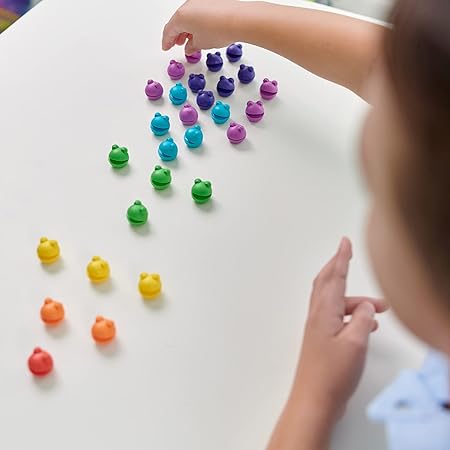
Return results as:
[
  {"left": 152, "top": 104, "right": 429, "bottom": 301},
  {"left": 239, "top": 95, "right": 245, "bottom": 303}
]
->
[{"left": 162, "top": 1, "right": 450, "bottom": 449}]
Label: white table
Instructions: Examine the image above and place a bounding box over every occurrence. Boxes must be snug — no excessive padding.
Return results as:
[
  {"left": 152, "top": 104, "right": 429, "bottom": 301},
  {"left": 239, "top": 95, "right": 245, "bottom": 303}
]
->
[{"left": 0, "top": 1, "right": 425, "bottom": 449}]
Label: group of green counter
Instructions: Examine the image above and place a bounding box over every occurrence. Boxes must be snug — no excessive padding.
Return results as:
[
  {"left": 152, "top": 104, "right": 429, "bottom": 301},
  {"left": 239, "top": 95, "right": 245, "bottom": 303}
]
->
[{"left": 108, "top": 144, "right": 213, "bottom": 227}]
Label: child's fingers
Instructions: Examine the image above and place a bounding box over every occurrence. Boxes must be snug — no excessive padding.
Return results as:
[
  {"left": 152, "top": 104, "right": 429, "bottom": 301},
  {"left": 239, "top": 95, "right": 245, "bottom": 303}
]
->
[
  {"left": 313, "top": 254, "right": 338, "bottom": 287},
  {"left": 342, "top": 317, "right": 378, "bottom": 332},
  {"left": 311, "top": 238, "right": 352, "bottom": 312},
  {"left": 310, "top": 238, "right": 351, "bottom": 323},
  {"left": 313, "top": 237, "right": 351, "bottom": 288},
  {"left": 372, "top": 319, "right": 379, "bottom": 332},
  {"left": 162, "top": 19, "right": 182, "bottom": 51},
  {"left": 314, "top": 239, "right": 345, "bottom": 283},
  {"left": 340, "top": 302, "right": 376, "bottom": 345},
  {"left": 345, "top": 296, "right": 388, "bottom": 315},
  {"left": 322, "top": 238, "right": 353, "bottom": 316},
  {"left": 185, "top": 36, "right": 200, "bottom": 55},
  {"left": 176, "top": 32, "right": 189, "bottom": 46},
  {"left": 329, "top": 237, "right": 352, "bottom": 293}
]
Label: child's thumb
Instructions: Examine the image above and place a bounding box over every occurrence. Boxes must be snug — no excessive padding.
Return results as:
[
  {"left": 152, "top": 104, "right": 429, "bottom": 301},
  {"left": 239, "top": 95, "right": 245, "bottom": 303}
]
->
[{"left": 342, "top": 302, "right": 376, "bottom": 345}]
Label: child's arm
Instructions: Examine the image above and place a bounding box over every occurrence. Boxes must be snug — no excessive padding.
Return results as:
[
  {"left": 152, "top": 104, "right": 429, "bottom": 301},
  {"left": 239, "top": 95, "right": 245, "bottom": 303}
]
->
[
  {"left": 267, "top": 238, "right": 387, "bottom": 450},
  {"left": 162, "top": 0, "right": 385, "bottom": 99}
]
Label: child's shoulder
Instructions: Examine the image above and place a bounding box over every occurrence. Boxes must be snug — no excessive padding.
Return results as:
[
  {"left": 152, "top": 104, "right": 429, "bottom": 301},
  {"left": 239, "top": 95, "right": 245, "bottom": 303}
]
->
[{"left": 368, "top": 352, "right": 450, "bottom": 450}]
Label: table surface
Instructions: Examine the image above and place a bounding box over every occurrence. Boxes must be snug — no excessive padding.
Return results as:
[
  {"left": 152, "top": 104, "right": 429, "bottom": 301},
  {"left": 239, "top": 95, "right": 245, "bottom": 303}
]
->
[{"left": 0, "top": 1, "right": 425, "bottom": 449}]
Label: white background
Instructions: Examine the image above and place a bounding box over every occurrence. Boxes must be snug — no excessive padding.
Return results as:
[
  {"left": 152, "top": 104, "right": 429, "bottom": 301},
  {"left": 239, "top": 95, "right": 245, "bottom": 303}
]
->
[
  {"left": 333, "top": 0, "right": 393, "bottom": 20},
  {"left": 0, "top": 1, "right": 424, "bottom": 449}
]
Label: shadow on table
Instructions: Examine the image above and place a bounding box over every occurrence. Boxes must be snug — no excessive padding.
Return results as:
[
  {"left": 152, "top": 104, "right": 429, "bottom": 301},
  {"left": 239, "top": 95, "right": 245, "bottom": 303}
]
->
[
  {"left": 187, "top": 144, "right": 206, "bottom": 156},
  {"left": 96, "top": 339, "right": 120, "bottom": 358},
  {"left": 154, "top": 186, "right": 174, "bottom": 199},
  {"left": 110, "top": 165, "right": 131, "bottom": 177},
  {"left": 41, "top": 258, "right": 65, "bottom": 274},
  {"left": 193, "top": 199, "right": 216, "bottom": 213},
  {"left": 90, "top": 278, "right": 115, "bottom": 294},
  {"left": 164, "top": 158, "right": 180, "bottom": 170},
  {"left": 44, "top": 320, "right": 69, "bottom": 339},
  {"left": 129, "top": 222, "right": 151, "bottom": 237},
  {"left": 141, "top": 292, "right": 167, "bottom": 312},
  {"left": 33, "top": 371, "right": 58, "bottom": 390},
  {"left": 146, "top": 97, "right": 165, "bottom": 108},
  {"left": 229, "top": 139, "right": 254, "bottom": 152}
]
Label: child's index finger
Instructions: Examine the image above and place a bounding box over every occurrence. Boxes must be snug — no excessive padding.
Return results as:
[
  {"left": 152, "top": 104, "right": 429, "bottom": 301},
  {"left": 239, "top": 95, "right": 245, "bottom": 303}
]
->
[
  {"left": 318, "top": 238, "right": 353, "bottom": 318},
  {"left": 162, "top": 19, "right": 181, "bottom": 51},
  {"left": 333, "top": 237, "right": 352, "bottom": 281},
  {"left": 312, "top": 237, "right": 349, "bottom": 293}
]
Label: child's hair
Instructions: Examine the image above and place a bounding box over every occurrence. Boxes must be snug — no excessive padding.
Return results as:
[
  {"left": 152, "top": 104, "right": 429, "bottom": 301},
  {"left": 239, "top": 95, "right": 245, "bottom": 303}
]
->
[{"left": 385, "top": 0, "right": 450, "bottom": 307}]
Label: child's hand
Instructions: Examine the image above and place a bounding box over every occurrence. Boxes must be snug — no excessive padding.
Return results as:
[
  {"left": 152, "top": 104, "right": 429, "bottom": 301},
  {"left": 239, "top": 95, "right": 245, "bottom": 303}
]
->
[
  {"left": 292, "top": 237, "right": 387, "bottom": 418},
  {"left": 162, "top": 0, "right": 240, "bottom": 54},
  {"left": 268, "top": 238, "right": 388, "bottom": 449}
]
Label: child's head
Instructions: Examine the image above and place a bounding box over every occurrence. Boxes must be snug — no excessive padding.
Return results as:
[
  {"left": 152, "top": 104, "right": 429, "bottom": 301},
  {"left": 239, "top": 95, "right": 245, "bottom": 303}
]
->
[{"left": 362, "top": 0, "right": 450, "bottom": 354}]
